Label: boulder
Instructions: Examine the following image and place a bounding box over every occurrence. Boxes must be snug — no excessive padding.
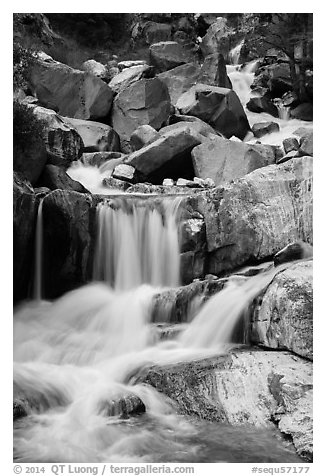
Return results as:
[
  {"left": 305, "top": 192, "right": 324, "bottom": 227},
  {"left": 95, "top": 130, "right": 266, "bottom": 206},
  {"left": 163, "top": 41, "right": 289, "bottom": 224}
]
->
[
  {"left": 157, "top": 63, "right": 200, "bottom": 105},
  {"left": 200, "top": 17, "right": 229, "bottom": 57},
  {"left": 176, "top": 84, "right": 250, "bottom": 139},
  {"left": 247, "top": 92, "right": 279, "bottom": 118},
  {"left": 251, "top": 261, "right": 313, "bottom": 360},
  {"left": 125, "top": 122, "right": 206, "bottom": 183},
  {"left": 13, "top": 174, "right": 38, "bottom": 302},
  {"left": 149, "top": 41, "right": 192, "bottom": 72},
  {"left": 112, "top": 164, "right": 136, "bottom": 183},
  {"left": 274, "top": 241, "right": 313, "bottom": 266},
  {"left": 191, "top": 136, "right": 275, "bottom": 186},
  {"left": 299, "top": 132, "right": 313, "bottom": 157},
  {"left": 277, "top": 150, "right": 300, "bottom": 164},
  {"left": 13, "top": 126, "right": 47, "bottom": 185},
  {"left": 266, "top": 63, "right": 292, "bottom": 97},
  {"left": 283, "top": 137, "right": 299, "bottom": 154},
  {"left": 108, "top": 64, "right": 153, "bottom": 95},
  {"left": 290, "top": 103, "right": 313, "bottom": 121},
  {"left": 82, "top": 152, "right": 125, "bottom": 168},
  {"left": 29, "top": 54, "right": 114, "bottom": 120},
  {"left": 130, "top": 125, "right": 161, "bottom": 151},
  {"left": 198, "top": 53, "right": 232, "bottom": 89},
  {"left": 63, "top": 117, "right": 120, "bottom": 153},
  {"left": 102, "top": 177, "right": 131, "bottom": 192},
  {"left": 37, "top": 165, "right": 89, "bottom": 193},
  {"left": 81, "top": 59, "right": 109, "bottom": 82},
  {"left": 165, "top": 114, "right": 218, "bottom": 138},
  {"left": 200, "top": 157, "right": 313, "bottom": 275},
  {"left": 111, "top": 77, "right": 171, "bottom": 151},
  {"left": 252, "top": 121, "right": 280, "bottom": 138},
  {"left": 137, "top": 349, "right": 312, "bottom": 460},
  {"left": 32, "top": 106, "right": 84, "bottom": 167}
]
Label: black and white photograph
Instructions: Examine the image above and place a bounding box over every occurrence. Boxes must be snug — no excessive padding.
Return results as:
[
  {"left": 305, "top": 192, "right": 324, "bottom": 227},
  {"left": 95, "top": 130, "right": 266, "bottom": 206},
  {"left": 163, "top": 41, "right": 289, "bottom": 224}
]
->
[{"left": 12, "top": 7, "right": 314, "bottom": 470}]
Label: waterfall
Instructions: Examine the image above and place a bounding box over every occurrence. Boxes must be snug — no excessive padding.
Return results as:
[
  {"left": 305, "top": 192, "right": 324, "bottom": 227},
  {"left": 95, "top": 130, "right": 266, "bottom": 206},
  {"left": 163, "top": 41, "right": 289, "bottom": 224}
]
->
[
  {"left": 93, "top": 196, "right": 182, "bottom": 290},
  {"left": 33, "top": 199, "right": 44, "bottom": 301},
  {"left": 229, "top": 39, "right": 244, "bottom": 64},
  {"left": 275, "top": 102, "right": 291, "bottom": 120}
]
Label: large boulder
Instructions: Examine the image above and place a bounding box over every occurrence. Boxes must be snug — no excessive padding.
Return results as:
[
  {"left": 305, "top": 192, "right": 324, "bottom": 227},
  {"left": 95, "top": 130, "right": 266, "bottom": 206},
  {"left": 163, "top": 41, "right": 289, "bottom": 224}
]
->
[
  {"left": 299, "top": 131, "right": 313, "bottom": 156},
  {"left": 125, "top": 122, "right": 210, "bottom": 183},
  {"left": 81, "top": 59, "right": 109, "bottom": 82},
  {"left": 200, "top": 157, "right": 313, "bottom": 275},
  {"left": 13, "top": 174, "right": 38, "bottom": 302},
  {"left": 63, "top": 117, "right": 120, "bottom": 153},
  {"left": 111, "top": 78, "right": 171, "bottom": 151},
  {"left": 31, "top": 106, "right": 84, "bottom": 167},
  {"left": 108, "top": 64, "right": 153, "bottom": 95},
  {"left": 157, "top": 63, "right": 200, "bottom": 105},
  {"left": 149, "top": 41, "right": 192, "bottom": 72},
  {"left": 130, "top": 125, "right": 160, "bottom": 151},
  {"left": 137, "top": 349, "right": 312, "bottom": 460},
  {"left": 252, "top": 121, "right": 280, "bottom": 138},
  {"left": 176, "top": 84, "right": 250, "bottom": 139},
  {"left": 200, "top": 17, "right": 230, "bottom": 57},
  {"left": 198, "top": 53, "right": 232, "bottom": 89},
  {"left": 251, "top": 260, "right": 313, "bottom": 360},
  {"left": 247, "top": 92, "right": 279, "bottom": 118},
  {"left": 37, "top": 165, "right": 89, "bottom": 193},
  {"left": 191, "top": 136, "right": 275, "bottom": 186},
  {"left": 29, "top": 54, "right": 114, "bottom": 120},
  {"left": 290, "top": 103, "right": 313, "bottom": 122}
]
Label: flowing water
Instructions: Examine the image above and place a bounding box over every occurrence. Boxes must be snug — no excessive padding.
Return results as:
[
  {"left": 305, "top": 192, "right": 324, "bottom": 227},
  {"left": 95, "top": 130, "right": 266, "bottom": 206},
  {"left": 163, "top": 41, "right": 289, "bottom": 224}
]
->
[
  {"left": 33, "top": 199, "right": 44, "bottom": 301},
  {"left": 14, "top": 51, "right": 310, "bottom": 464}
]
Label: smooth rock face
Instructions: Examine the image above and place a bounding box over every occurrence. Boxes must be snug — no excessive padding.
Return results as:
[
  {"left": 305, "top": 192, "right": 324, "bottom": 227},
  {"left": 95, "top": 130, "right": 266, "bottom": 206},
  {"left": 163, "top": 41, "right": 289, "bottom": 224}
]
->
[
  {"left": 32, "top": 106, "right": 84, "bottom": 167},
  {"left": 176, "top": 84, "right": 250, "bottom": 139},
  {"left": 149, "top": 41, "right": 191, "bottom": 72},
  {"left": 37, "top": 165, "right": 89, "bottom": 193},
  {"left": 30, "top": 55, "right": 114, "bottom": 120},
  {"left": 111, "top": 78, "right": 171, "bottom": 150},
  {"left": 130, "top": 125, "right": 161, "bottom": 151},
  {"left": 157, "top": 63, "right": 200, "bottom": 105},
  {"left": 191, "top": 136, "right": 275, "bottom": 186},
  {"left": 13, "top": 174, "right": 38, "bottom": 302},
  {"left": 63, "top": 117, "right": 120, "bottom": 152},
  {"left": 137, "top": 350, "right": 312, "bottom": 460},
  {"left": 252, "top": 121, "right": 280, "bottom": 138},
  {"left": 125, "top": 122, "right": 204, "bottom": 183},
  {"left": 251, "top": 261, "right": 313, "bottom": 360},
  {"left": 201, "top": 157, "right": 313, "bottom": 275},
  {"left": 108, "top": 64, "right": 152, "bottom": 95}
]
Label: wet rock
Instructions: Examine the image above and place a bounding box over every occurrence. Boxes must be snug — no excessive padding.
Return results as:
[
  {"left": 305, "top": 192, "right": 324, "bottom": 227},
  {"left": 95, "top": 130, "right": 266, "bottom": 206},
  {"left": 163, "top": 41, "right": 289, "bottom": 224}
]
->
[
  {"left": 63, "top": 117, "right": 120, "bottom": 153},
  {"left": 191, "top": 136, "right": 275, "bottom": 186},
  {"left": 247, "top": 93, "right": 279, "bottom": 118},
  {"left": 276, "top": 150, "right": 300, "bottom": 164},
  {"left": 108, "top": 64, "right": 153, "bottom": 95},
  {"left": 13, "top": 400, "right": 28, "bottom": 420},
  {"left": 283, "top": 137, "right": 299, "bottom": 154},
  {"left": 130, "top": 125, "right": 161, "bottom": 151},
  {"left": 290, "top": 103, "right": 313, "bottom": 121},
  {"left": 201, "top": 157, "right": 313, "bottom": 275},
  {"left": 81, "top": 59, "right": 110, "bottom": 82},
  {"left": 149, "top": 41, "right": 191, "bottom": 72},
  {"left": 112, "top": 164, "right": 136, "bottom": 183},
  {"left": 111, "top": 77, "right": 171, "bottom": 151},
  {"left": 98, "top": 394, "right": 146, "bottom": 419},
  {"left": 137, "top": 349, "right": 312, "bottom": 460},
  {"left": 252, "top": 121, "right": 280, "bottom": 138},
  {"left": 30, "top": 53, "right": 114, "bottom": 120},
  {"left": 102, "top": 177, "right": 132, "bottom": 191},
  {"left": 13, "top": 174, "right": 38, "bottom": 302},
  {"left": 198, "top": 53, "right": 232, "bottom": 89},
  {"left": 157, "top": 63, "right": 200, "bottom": 105},
  {"left": 37, "top": 165, "right": 89, "bottom": 193},
  {"left": 176, "top": 84, "right": 250, "bottom": 139},
  {"left": 251, "top": 261, "right": 313, "bottom": 360},
  {"left": 82, "top": 152, "right": 125, "bottom": 168},
  {"left": 273, "top": 241, "right": 313, "bottom": 266},
  {"left": 299, "top": 132, "right": 313, "bottom": 157},
  {"left": 31, "top": 105, "right": 84, "bottom": 168}
]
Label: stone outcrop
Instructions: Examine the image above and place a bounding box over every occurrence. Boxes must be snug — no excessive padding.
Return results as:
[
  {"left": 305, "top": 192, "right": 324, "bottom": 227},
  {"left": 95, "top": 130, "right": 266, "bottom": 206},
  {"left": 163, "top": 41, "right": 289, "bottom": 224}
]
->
[
  {"left": 111, "top": 77, "right": 171, "bottom": 151},
  {"left": 29, "top": 54, "right": 114, "bottom": 120},
  {"left": 176, "top": 84, "right": 250, "bottom": 139},
  {"left": 251, "top": 260, "right": 313, "bottom": 360},
  {"left": 13, "top": 174, "right": 38, "bottom": 302},
  {"left": 136, "top": 349, "right": 312, "bottom": 460},
  {"left": 191, "top": 136, "right": 275, "bottom": 186},
  {"left": 31, "top": 106, "right": 84, "bottom": 167},
  {"left": 108, "top": 64, "right": 153, "bottom": 95},
  {"left": 63, "top": 117, "right": 120, "bottom": 153},
  {"left": 149, "top": 41, "right": 192, "bottom": 72}
]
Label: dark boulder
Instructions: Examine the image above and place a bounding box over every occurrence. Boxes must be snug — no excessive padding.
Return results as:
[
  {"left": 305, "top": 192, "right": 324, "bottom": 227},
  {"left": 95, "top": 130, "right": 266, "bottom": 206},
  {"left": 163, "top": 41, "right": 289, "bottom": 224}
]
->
[{"left": 252, "top": 121, "right": 280, "bottom": 138}]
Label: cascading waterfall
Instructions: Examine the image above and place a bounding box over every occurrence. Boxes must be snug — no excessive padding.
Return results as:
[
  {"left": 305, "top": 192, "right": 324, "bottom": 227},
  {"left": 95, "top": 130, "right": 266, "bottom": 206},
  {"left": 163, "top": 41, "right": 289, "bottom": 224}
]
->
[
  {"left": 93, "top": 196, "right": 182, "bottom": 290},
  {"left": 33, "top": 199, "right": 44, "bottom": 301},
  {"left": 229, "top": 39, "right": 245, "bottom": 65}
]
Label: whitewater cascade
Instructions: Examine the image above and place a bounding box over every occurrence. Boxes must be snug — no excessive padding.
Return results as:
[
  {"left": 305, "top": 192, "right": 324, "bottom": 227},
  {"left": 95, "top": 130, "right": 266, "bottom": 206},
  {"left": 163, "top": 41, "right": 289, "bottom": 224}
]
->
[
  {"left": 93, "top": 196, "right": 182, "bottom": 290},
  {"left": 33, "top": 199, "right": 44, "bottom": 301},
  {"left": 229, "top": 39, "right": 245, "bottom": 65}
]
